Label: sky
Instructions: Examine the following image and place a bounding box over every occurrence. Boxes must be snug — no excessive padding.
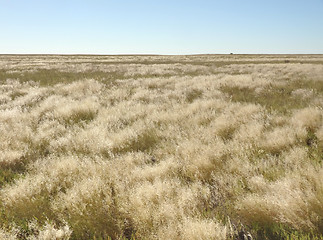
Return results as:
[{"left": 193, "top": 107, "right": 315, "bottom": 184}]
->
[{"left": 0, "top": 0, "right": 323, "bottom": 54}]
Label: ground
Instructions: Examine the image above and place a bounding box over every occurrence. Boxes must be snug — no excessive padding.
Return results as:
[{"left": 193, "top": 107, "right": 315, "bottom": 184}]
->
[{"left": 0, "top": 54, "right": 322, "bottom": 240}]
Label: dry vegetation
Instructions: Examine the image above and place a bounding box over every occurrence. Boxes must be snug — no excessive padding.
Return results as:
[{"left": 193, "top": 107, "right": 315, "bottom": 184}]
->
[{"left": 0, "top": 54, "right": 323, "bottom": 240}]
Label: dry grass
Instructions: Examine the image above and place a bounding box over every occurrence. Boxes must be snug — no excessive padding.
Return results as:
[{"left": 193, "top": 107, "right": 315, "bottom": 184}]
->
[{"left": 0, "top": 54, "right": 323, "bottom": 239}]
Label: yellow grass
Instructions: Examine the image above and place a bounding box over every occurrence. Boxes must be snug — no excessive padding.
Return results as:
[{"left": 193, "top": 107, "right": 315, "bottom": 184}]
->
[{"left": 0, "top": 54, "right": 322, "bottom": 239}]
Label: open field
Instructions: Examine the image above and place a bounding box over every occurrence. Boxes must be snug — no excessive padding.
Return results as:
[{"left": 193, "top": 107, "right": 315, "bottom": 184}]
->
[{"left": 0, "top": 54, "right": 323, "bottom": 239}]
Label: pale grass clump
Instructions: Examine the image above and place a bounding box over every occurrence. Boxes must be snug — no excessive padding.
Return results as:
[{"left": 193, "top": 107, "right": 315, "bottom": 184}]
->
[
  {"left": 130, "top": 157, "right": 180, "bottom": 182},
  {"left": 52, "top": 176, "right": 112, "bottom": 216},
  {"left": 0, "top": 94, "right": 11, "bottom": 105},
  {"left": 109, "top": 122, "right": 160, "bottom": 154},
  {"left": 32, "top": 223, "right": 72, "bottom": 240},
  {"left": 237, "top": 167, "right": 323, "bottom": 231},
  {"left": 0, "top": 108, "right": 32, "bottom": 166},
  {"left": 123, "top": 64, "right": 178, "bottom": 77},
  {"left": 178, "top": 218, "right": 228, "bottom": 240},
  {"left": 260, "top": 126, "right": 298, "bottom": 154},
  {"left": 0, "top": 79, "right": 23, "bottom": 92},
  {"left": 31, "top": 94, "right": 99, "bottom": 126},
  {"left": 0, "top": 150, "right": 25, "bottom": 167},
  {"left": 0, "top": 228, "right": 17, "bottom": 240},
  {"left": 236, "top": 178, "right": 314, "bottom": 229},
  {"left": 1, "top": 155, "right": 93, "bottom": 213},
  {"left": 217, "top": 142, "right": 255, "bottom": 179},
  {"left": 210, "top": 103, "right": 263, "bottom": 141},
  {"left": 155, "top": 218, "right": 228, "bottom": 240},
  {"left": 62, "top": 124, "right": 113, "bottom": 155},
  {"left": 281, "top": 147, "right": 309, "bottom": 171},
  {"left": 9, "top": 87, "right": 47, "bottom": 110},
  {"left": 221, "top": 74, "right": 271, "bottom": 89},
  {"left": 50, "top": 97, "right": 99, "bottom": 124},
  {"left": 26, "top": 221, "right": 72, "bottom": 240},
  {"left": 271, "top": 114, "right": 289, "bottom": 127},
  {"left": 233, "top": 120, "right": 264, "bottom": 144},
  {"left": 292, "top": 107, "right": 322, "bottom": 131},
  {"left": 174, "top": 138, "right": 228, "bottom": 181},
  {"left": 122, "top": 178, "right": 211, "bottom": 239},
  {"left": 292, "top": 88, "right": 315, "bottom": 99},
  {"left": 0, "top": 222, "right": 71, "bottom": 240},
  {"left": 317, "top": 125, "right": 323, "bottom": 142},
  {"left": 56, "top": 79, "right": 104, "bottom": 98},
  {"left": 50, "top": 175, "right": 121, "bottom": 239},
  {"left": 223, "top": 63, "right": 323, "bottom": 82}
]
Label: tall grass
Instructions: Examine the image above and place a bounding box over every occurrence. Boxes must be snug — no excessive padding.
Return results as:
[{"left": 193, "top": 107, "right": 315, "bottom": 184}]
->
[{"left": 0, "top": 55, "right": 323, "bottom": 239}]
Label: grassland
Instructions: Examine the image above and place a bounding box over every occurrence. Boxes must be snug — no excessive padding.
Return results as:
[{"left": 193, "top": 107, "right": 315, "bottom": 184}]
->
[{"left": 0, "top": 54, "right": 322, "bottom": 240}]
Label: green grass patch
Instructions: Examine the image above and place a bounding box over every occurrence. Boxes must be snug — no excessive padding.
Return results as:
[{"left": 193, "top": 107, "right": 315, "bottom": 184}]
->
[
  {"left": 186, "top": 89, "right": 203, "bottom": 103},
  {"left": 63, "top": 109, "right": 98, "bottom": 126},
  {"left": 0, "top": 69, "right": 123, "bottom": 86},
  {"left": 221, "top": 85, "right": 309, "bottom": 114},
  {"left": 305, "top": 129, "right": 323, "bottom": 165},
  {"left": 112, "top": 129, "right": 160, "bottom": 154},
  {"left": 221, "top": 77, "right": 323, "bottom": 114},
  {"left": 251, "top": 223, "right": 323, "bottom": 240},
  {"left": 0, "top": 156, "right": 28, "bottom": 188},
  {"left": 0, "top": 168, "right": 20, "bottom": 188},
  {"left": 9, "top": 90, "right": 27, "bottom": 100}
]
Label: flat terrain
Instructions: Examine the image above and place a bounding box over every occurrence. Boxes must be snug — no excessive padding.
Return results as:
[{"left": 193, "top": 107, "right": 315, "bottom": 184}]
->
[{"left": 0, "top": 55, "right": 323, "bottom": 239}]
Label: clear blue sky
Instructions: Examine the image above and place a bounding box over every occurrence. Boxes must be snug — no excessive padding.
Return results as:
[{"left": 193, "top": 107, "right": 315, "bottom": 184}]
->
[{"left": 1, "top": 0, "right": 323, "bottom": 54}]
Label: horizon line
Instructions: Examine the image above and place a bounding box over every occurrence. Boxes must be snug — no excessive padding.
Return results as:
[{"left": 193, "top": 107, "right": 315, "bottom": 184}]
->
[{"left": 1, "top": 53, "right": 323, "bottom": 56}]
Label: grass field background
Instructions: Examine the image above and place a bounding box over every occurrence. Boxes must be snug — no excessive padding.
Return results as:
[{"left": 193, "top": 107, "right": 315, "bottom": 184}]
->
[{"left": 0, "top": 55, "right": 322, "bottom": 239}]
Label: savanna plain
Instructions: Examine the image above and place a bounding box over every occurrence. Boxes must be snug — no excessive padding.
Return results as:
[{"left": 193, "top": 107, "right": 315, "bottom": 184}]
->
[{"left": 0, "top": 54, "right": 323, "bottom": 240}]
